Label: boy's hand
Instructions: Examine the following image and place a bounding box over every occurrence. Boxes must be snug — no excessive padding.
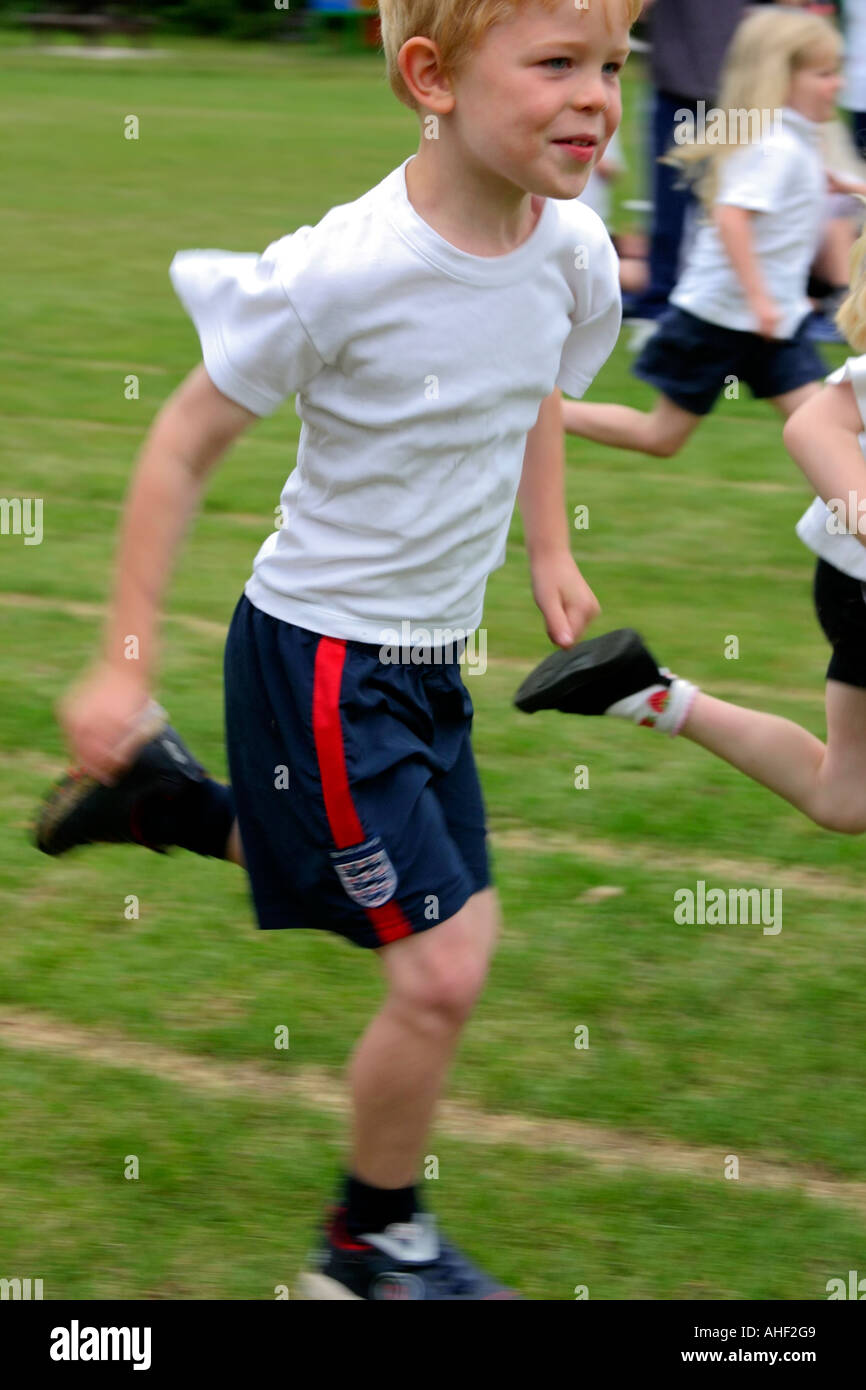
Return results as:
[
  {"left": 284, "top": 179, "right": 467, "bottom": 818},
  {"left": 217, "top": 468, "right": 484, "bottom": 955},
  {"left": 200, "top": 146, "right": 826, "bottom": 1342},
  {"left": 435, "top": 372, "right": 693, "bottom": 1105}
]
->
[
  {"left": 59, "top": 662, "right": 155, "bottom": 784},
  {"left": 530, "top": 550, "right": 600, "bottom": 648},
  {"left": 750, "top": 293, "right": 782, "bottom": 341}
]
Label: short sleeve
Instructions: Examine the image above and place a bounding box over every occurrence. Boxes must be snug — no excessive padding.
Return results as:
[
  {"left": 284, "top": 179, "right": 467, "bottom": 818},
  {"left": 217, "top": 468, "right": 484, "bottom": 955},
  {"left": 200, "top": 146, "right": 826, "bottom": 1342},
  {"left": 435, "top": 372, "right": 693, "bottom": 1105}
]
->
[
  {"left": 715, "top": 140, "right": 791, "bottom": 214},
  {"left": 169, "top": 232, "right": 326, "bottom": 417},
  {"left": 827, "top": 354, "right": 866, "bottom": 431},
  {"left": 557, "top": 226, "right": 622, "bottom": 399}
]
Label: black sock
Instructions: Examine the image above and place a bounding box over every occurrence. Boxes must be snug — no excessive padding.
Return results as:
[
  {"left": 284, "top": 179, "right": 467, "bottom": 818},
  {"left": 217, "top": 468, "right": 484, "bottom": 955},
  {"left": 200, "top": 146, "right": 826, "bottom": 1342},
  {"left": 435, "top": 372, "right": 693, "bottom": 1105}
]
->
[
  {"left": 136, "top": 778, "right": 236, "bottom": 858},
  {"left": 342, "top": 1172, "right": 419, "bottom": 1238}
]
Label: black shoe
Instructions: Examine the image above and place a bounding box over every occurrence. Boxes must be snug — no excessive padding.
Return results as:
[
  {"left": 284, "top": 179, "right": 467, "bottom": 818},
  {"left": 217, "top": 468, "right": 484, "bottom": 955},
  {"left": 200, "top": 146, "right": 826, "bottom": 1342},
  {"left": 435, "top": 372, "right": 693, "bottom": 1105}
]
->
[
  {"left": 34, "top": 715, "right": 207, "bottom": 857},
  {"left": 297, "top": 1207, "right": 522, "bottom": 1300},
  {"left": 514, "top": 628, "right": 666, "bottom": 715}
]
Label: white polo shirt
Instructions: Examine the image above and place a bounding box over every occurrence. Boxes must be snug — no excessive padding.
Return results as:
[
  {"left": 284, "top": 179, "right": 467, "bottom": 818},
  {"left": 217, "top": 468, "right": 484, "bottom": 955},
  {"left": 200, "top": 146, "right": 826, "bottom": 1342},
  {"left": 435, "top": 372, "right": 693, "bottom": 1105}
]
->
[
  {"left": 670, "top": 108, "right": 826, "bottom": 339},
  {"left": 796, "top": 354, "right": 866, "bottom": 582},
  {"left": 170, "top": 157, "right": 621, "bottom": 644}
]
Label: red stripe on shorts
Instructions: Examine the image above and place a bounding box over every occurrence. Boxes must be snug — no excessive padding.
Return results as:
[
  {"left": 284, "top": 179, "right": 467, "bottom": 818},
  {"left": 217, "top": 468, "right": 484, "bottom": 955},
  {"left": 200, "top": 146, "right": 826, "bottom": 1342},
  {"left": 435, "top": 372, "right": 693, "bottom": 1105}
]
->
[{"left": 312, "top": 636, "right": 413, "bottom": 947}]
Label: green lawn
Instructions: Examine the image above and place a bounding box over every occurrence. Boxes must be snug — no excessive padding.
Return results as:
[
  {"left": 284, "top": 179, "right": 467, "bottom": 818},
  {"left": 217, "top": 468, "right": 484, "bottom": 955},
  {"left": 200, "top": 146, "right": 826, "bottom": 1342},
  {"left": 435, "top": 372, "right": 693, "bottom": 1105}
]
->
[{"left": 1, "top": 34, "right": 861, "bottom": 1300}]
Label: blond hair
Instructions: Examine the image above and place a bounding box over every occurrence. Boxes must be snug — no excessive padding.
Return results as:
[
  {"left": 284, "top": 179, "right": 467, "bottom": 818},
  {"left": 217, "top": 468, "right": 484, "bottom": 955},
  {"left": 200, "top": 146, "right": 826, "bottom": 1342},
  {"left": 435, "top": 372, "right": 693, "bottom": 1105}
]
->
[
  {"left": 667, "top": 7, "right": 842, "bottom": 212},
  {"left": 378, "top": 0, "right": 643, "bottom": 111},
  {"left": 837, "top": 219, "right": 866, "bottom": 354}
]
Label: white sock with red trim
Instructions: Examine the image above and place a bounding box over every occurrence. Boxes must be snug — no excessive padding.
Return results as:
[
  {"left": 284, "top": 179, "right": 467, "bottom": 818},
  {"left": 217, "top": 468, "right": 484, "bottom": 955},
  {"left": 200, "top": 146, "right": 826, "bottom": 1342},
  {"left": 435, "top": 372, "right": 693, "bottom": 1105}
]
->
[{"left": 606, "top": 669, "right": 698, "bottom": 736}]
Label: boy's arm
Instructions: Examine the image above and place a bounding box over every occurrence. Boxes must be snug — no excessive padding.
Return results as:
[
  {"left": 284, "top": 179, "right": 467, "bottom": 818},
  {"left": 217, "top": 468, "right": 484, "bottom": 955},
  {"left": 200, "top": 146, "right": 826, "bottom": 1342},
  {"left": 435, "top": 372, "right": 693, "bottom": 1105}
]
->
[
  {"left": 518, "top": 387, "right": 600, "bottom": 648},
  {"left": 783, "top": 380, "right": 866, "bottom": 544},
  {"left": 714, "top": 204, "right": 780, "bottom": 339},
  {"left": 61, "top": 365, "right": 257, "bottom": 780}
]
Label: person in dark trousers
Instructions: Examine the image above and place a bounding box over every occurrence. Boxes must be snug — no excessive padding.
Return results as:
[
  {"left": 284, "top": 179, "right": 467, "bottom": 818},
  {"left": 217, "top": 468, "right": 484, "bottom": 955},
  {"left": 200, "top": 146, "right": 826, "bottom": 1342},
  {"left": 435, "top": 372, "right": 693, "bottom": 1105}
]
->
[{"left": 629, "top": 0, "right": 754, "bottom": 321}]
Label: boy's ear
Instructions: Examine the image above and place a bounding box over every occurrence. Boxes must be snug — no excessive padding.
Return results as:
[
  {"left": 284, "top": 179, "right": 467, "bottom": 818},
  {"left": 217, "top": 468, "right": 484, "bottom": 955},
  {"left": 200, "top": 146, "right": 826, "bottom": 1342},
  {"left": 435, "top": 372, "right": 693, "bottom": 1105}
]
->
[{"left": 398, "top": 37, "right": 457, "bottom": 114}]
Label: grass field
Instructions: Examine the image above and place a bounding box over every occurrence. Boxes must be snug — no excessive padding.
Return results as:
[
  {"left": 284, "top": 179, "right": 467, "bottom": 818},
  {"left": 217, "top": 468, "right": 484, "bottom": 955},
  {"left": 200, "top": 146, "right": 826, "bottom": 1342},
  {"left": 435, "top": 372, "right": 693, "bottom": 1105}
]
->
[{"left": 2, "top": 33, "right": 864, "bottom": 1301}]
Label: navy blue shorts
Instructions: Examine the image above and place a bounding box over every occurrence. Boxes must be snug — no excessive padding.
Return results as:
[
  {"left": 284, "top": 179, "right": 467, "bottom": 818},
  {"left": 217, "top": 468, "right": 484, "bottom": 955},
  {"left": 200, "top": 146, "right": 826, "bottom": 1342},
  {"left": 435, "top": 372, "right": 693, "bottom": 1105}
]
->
[
  {"left": 633, "top": 306, "right": 825, "bottom": 416},
  {"left": 223, "top": 595, "right": 492, "bottom": 950}
]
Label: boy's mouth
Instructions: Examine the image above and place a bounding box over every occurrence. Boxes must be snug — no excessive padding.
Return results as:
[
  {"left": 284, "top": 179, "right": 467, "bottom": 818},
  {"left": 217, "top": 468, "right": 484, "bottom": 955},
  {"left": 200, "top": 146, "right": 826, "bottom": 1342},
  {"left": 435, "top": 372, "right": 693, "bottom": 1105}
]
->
[{"left": 552, "top": 135, "right": 598, "bottom": 164}]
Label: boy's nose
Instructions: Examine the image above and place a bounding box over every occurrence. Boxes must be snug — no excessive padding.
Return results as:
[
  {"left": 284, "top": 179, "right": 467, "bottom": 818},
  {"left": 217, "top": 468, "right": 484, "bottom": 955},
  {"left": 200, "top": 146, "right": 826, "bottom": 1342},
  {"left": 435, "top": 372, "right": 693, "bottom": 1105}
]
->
[{"left": 571, "top": 79, "right": 608, "bottom": 113}]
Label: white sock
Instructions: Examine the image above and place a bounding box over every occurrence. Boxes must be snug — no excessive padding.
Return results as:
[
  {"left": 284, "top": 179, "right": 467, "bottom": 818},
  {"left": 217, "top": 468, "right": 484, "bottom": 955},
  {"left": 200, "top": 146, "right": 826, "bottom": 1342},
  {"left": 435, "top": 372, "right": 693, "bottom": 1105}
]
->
[{"left": 606, "top": 675, "right": 698, "bottom": 736}]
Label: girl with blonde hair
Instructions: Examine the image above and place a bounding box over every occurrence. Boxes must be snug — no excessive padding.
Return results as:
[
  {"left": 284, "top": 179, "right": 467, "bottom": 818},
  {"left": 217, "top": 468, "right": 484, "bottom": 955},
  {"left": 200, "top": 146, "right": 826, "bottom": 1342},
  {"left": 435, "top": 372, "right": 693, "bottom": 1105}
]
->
[
  {"left": 517, "top": 224, "right": 866, "bottom": 838},
  {"left": 563, "top": 7, "right": 843, "bottom": 456}
]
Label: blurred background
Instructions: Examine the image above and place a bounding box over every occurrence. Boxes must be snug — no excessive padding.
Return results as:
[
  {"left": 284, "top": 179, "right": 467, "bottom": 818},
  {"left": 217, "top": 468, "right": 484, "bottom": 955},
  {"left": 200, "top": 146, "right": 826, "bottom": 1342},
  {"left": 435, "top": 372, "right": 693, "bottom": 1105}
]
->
[{"left": 3, "top": 1, "right": 866, "bottom": 1301}]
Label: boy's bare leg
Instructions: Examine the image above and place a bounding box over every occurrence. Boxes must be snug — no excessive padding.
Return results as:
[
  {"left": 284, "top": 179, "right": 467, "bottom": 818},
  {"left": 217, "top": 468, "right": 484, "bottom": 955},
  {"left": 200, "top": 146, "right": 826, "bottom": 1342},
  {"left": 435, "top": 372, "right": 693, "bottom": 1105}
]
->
[
  {"left": 561, "top": 394, "right": 700, "bottom": 458},
  {"left": 348, "top": 888, "right": 500, "bottom": 1188},
  {"left": 682, "top": 681, "right": 866, "bottom": 833},
  {"left": 222, "top": 832, "right": 500, "bottom": 1184},
  {"left": 223, "top": 826, "right": 499, "bottom": 1181}
]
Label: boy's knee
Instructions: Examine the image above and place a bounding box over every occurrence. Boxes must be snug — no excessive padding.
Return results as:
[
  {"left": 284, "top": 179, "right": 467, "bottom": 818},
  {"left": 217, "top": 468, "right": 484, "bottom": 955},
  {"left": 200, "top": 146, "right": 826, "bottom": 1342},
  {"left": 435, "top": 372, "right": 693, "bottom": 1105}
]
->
[
  {"left": 385, "top": 893, "right": 498, "bottom": 1023},
  {"left": 649, "top": 433, "right": 681, "bottom": 458},
  {"left": 412, "top": 954, "right": 490, "bottom": 1022}
]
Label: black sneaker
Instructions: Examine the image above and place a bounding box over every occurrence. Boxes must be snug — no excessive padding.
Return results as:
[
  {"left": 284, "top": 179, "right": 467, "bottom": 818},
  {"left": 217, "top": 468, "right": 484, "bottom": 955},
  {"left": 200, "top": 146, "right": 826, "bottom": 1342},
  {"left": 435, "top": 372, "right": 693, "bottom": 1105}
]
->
[
  {"left": 514, "top": 629, "right": 698, "bottom": 735},
  {"left": 514, "top": 628, "right": 666, "bottom": 715},
  {"left": 297, "top": 1207, "right": 522, "bottom": 1301},
  {"left": 34, "top": 711, "right": 208, "bottom": 856}
]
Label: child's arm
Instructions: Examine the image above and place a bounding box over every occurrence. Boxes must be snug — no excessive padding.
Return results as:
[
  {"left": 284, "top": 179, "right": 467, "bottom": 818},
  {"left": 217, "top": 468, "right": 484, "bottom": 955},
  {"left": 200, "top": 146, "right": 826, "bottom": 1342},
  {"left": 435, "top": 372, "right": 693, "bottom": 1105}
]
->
[
  {"left": 827, "top": 170, "right": 866, "bottom": 196},
  {"left": 61, "top": 365, "right": 257, "bottom": 781},
  {"left": 783, "top": 379, "right": 866, "bottom": 543},
  {"left": 518, "top": 387, "right": 600, "bottom": 647},
  {"left": 714, "top": 204, "right": 781, "bottom": 339}
]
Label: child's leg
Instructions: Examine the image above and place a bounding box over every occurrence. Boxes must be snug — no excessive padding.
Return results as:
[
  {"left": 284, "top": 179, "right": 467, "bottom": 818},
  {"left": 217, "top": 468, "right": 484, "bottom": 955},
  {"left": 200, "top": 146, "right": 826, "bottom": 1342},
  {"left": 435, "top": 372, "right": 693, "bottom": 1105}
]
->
[
  {"left": 566, "top": 306, "right": 735, "bottom": 455},
  {"left": 348, "top": 888, "right": 499, "bottom": 1188},
  {"left": 681, "top": 681, "right": 866, "bottom": 834},
  {"left": 514, "top": 601, "right": 866, "bottom": 833},
  {"left": 561, "top": 393, "right": 701, "bottom": 458},
  {"left": 769, "top": 382, "right": 822, "bottom": 420},
  {"left": 674, "top": 555, "right": 866, "bottom": 829}
]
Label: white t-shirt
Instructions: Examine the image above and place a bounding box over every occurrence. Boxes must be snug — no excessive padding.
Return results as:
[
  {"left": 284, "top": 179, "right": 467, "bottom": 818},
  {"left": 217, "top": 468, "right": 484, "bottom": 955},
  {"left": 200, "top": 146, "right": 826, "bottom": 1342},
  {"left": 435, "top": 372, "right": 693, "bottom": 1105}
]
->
[
  {"left": 842, "top": 0, "right": 866, "bottom": 113},
  {"left": 170, "top": 157, "right": 621, "bottom": 644},
  {"left": 796, "top": 354, "right": 866, "bottom": 582},
  {"left": 670, "top": 108, "right": 826, "bottom": 339}
]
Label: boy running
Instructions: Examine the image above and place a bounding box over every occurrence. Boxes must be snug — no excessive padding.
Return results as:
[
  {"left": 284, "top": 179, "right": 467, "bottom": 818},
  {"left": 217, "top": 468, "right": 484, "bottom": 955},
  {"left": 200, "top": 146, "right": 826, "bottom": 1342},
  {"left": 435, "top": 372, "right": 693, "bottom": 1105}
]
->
[{"left": 36, "top": 0, "right": 640, "bottom": 1298}]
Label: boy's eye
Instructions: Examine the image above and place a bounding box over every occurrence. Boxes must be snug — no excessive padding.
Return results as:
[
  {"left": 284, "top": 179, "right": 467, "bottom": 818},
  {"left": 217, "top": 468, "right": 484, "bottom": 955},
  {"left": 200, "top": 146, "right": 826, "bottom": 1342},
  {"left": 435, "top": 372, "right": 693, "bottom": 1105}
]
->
[{"left": 542, "top": 57, "right": 623, "bottom": 76}]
